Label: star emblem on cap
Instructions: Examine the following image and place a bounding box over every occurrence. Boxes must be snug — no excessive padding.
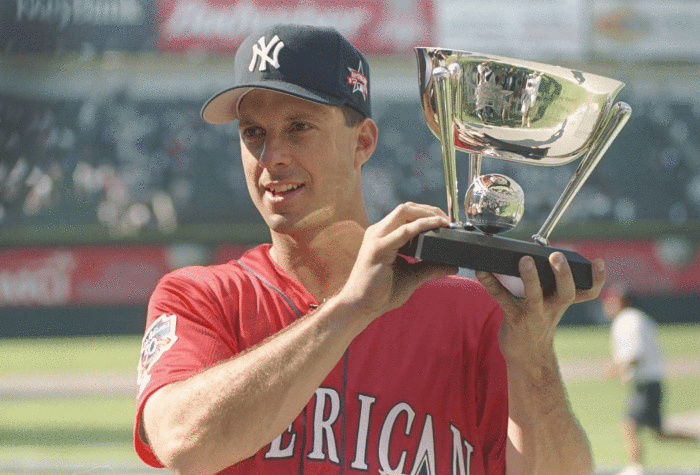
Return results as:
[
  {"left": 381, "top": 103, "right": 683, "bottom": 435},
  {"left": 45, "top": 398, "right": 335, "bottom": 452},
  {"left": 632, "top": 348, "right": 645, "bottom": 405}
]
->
[{"left": 347, "top": 61, "right": 368, "bottom": 101}]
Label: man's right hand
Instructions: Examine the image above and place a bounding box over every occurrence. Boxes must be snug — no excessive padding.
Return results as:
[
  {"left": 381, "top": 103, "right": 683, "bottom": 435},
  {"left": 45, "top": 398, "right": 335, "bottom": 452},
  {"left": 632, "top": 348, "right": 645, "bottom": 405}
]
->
[
  {"left": 141, "top": 203, "right": 457, "bottom": 475},
  {"left": 337, "top": 202, "right": 458, "bottom": 325}
]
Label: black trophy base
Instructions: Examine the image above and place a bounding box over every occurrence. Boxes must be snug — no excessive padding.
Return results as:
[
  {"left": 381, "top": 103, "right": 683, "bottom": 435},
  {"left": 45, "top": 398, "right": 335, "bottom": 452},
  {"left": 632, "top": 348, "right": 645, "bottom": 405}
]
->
[{"left": 399, "top": 227, "right": 593, "bottom": 292}]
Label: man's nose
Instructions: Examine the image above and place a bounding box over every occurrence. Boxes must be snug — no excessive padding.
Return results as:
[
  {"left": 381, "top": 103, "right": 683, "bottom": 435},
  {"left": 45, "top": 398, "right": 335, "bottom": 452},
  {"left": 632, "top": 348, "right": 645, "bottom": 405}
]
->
[{"left": 258, "top": 135, "right": 291, "bottom": 169}]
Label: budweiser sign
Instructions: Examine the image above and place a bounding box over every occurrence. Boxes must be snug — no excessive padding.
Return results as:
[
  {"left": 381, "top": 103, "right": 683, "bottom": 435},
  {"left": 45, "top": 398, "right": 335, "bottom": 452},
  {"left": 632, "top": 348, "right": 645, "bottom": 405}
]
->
[{"left": 156, "top": 0, "right": 435, "bottom": 53}]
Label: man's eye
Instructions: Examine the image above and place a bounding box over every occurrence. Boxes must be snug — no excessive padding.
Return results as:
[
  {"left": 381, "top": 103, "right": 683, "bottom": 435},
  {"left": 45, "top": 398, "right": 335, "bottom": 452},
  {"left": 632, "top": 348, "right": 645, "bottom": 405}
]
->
[
  {"left": 242, "top": 127, "right": 264, "bottom": 139},
  {"left": 290, "top": 122, "right": 311, "bottom": 132}
]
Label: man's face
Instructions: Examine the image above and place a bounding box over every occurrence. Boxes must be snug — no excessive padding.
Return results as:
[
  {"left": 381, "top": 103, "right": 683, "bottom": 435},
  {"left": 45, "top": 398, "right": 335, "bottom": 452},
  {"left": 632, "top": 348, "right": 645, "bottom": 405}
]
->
[
  {"left": 237, "top": 89, "right": 370, "bottom": 236},
  {"left": 601, "top": 292, "right": 623, "bottom": 321}
]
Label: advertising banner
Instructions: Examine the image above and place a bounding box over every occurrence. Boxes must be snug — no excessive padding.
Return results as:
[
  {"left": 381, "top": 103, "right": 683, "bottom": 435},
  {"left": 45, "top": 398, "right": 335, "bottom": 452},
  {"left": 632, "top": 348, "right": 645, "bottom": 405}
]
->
[
  {"left": 0, "top": 246, "right": 168, "bottom": 306},
  {"left": 0, "top": 243, "right": 251, "bottom": 307},
  {"left": 436, "top": 0, "right": 586, "bottom": 60},
  {"left": 592, "top": 1, "right": 700, "bottom": 61},
  {"left": 557, "top": 238, "right": 700, "bottom": 295},
  {"left": 1, "top": 239, "right": 698, "bottom": 307},
  {"left": 1, "top": 0, "right": 155, "bottom": 52},
  {"left": 156, "top": 0, "right": 435, "bottom": 54}
]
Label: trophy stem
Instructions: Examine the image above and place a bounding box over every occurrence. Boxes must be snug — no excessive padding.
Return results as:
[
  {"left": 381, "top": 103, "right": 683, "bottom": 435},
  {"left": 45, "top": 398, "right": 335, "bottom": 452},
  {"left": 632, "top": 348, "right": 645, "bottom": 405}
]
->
[
  {"left": 432, "top": 66, "right": 460, "bottom": 224},
  {"left": 533, "top": 101, "right": 632, "bottom": 245},
  {"left": 468, "top": 153, "right": 482, "bottom": 185}
]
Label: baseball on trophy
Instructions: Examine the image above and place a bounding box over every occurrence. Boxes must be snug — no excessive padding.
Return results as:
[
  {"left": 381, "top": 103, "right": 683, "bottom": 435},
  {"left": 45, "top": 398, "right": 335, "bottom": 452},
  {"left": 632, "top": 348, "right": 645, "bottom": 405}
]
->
[{"left": 465, "top": 173, "right": 525, "bottom": 235}]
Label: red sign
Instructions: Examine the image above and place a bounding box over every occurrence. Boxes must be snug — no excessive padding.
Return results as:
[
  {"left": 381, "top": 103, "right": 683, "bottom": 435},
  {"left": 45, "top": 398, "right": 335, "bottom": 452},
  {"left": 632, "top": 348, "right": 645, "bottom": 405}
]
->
[
  {"left": 156, "top": 0, "right": 435, "bottom": 54},
  {"left": 1, "top": 239, "right": 698, "bottom": 307},
  {"left": 554, "top": 239, "right": 700, "bottom": 295},
  {"left": 0, "top": 246, "right": 170, "bottom": 307},
  {"left": 0, "top": 244, "right": 250, "bottom": 307}
]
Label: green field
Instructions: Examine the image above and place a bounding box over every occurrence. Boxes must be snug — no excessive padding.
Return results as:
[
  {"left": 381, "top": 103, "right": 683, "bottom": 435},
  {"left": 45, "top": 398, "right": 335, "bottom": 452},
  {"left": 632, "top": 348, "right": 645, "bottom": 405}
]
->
[
  {"left": 555, "top": 324, "right": 700, "bottom": 471},
  {"left": 1, "top": 325, "right": 698, "bottom": 473},
  {"left": 0, "top": 336, "right": 142, "bottom": 473},
  {"left": 0, "top": 335, "right": 140, "bottom": 375}
]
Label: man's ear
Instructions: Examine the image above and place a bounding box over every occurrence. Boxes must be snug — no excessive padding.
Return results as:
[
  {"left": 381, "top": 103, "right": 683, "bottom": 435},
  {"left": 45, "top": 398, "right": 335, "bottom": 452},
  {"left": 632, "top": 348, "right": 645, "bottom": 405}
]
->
[{"left": 354, "top": 118, "right": 378, "bottom": 168}]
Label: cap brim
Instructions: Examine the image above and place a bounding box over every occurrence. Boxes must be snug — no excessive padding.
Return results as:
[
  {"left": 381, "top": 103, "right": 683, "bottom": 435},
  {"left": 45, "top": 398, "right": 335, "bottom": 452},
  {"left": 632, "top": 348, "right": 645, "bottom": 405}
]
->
[{"left": 201, "top": 81, "right": 347, "bottom": 124}]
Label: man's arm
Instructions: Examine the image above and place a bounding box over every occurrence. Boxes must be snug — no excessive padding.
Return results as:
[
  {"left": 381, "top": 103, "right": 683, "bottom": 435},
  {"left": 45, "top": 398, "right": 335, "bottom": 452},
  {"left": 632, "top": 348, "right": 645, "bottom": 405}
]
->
[
  {"left": 142, "top": 293, "right": 369, "bottom": 475},
  {"left": 607, "top": 357, "right": 637, "bottom": 381},
  {"left": 141, "top": 204, "right": 456, "bottom": 475},
  {"left": 503, "top": 343, "right": 593, "bottom": 475},
  {"left": 477, "top": 252, "right": 605, "bottom": 475}
]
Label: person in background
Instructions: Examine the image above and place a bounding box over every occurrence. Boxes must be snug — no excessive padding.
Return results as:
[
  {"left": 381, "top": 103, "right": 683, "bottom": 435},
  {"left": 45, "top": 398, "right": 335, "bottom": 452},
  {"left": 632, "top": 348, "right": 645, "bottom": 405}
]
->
[{"left": 602, "top": 285, "right": 698, "bottom": 475}]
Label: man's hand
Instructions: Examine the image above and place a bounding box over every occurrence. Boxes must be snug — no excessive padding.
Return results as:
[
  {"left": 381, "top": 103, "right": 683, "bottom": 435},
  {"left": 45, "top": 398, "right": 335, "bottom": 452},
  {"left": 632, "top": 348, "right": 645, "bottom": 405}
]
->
[
  {"left": 476, "top": 252, "right": 605, "bottom": 364},
  {"left": 337, "top": 202, "right": 458, "bottom": 324},
  {"left": 143, "top": 203, "right": 457, "bottom": 475},
  {"left": 476, "top": 253, "right": 604, "bottom": 475}
]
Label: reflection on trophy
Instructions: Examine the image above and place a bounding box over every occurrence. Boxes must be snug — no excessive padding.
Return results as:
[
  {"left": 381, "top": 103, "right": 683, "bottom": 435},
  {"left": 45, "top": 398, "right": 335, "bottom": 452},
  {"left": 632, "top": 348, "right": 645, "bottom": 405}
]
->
[{"left": 400, "top": 48, "right": 632, "bottom": 291}]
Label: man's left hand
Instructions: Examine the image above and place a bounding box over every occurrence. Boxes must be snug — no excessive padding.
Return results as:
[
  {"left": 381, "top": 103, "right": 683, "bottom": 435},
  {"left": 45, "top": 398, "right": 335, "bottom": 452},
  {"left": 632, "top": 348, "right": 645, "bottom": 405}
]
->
[{"left": 475, "top": 252, "right": 605, "bottom": 364}]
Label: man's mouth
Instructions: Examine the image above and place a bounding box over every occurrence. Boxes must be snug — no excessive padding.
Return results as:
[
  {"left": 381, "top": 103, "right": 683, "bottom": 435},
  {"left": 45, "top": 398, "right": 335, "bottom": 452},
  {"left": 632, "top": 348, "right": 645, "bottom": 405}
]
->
[{"left": 266, "top": 183, "right": 304, "bottom": 196}]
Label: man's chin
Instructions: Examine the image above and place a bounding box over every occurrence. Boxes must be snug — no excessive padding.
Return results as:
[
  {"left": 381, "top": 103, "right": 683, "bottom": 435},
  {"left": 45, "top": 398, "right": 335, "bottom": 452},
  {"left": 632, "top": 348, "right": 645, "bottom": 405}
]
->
[
  {"left": 264, "top": 211, "right": 334, "bottom": 237},
  {"left": 264, "top": 215, "right": 309, "bottom": 236}
]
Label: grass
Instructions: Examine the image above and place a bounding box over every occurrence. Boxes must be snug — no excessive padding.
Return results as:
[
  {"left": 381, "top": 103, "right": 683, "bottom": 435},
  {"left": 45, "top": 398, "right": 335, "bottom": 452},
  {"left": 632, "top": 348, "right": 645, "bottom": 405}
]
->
[
  {"left": 554, "top": 323, "right": 700, "bottom": 359},
  {"left": 0, "top": 397, "right": 135, "bottom": 464},
  {"left": 0, "top": 336, "right": 143, "bottom": 471},
  {"left": 0, "top": 325, "right": 698, "bottom": 472},
  {"left": 555, "top": 324, "right": 700, "bottom": 470},
  {"left": 568, "top": 377, "right": 700, "bottom": 469},
  {"left": 0, "top": 335, "right": 141, "bottom": 375}
]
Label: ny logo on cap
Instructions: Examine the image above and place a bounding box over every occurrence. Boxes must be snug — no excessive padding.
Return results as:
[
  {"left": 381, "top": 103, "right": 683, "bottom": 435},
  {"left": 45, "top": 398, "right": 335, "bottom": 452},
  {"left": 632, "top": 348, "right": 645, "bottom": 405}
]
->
[{"left": 249, "top": 35, "right": 285, "bottom": 72}]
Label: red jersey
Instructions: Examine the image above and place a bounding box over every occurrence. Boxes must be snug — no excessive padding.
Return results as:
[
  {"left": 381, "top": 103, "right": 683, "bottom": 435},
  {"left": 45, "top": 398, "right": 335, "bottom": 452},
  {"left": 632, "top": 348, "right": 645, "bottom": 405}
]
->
[{"left": 134, "top": 244, "right": 508, "bottom": 475}]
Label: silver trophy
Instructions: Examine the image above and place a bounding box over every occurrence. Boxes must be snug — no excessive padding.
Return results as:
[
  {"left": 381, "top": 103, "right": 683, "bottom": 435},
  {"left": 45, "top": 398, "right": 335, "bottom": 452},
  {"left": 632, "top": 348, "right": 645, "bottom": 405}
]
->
[{"left": 400, "top": 48, "right": 632, "bottom": 291}]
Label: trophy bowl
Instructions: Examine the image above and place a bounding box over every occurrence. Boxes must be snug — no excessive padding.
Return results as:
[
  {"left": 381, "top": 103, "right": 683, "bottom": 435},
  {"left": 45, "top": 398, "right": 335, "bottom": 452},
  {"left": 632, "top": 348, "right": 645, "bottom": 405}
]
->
[{"left": 400, "top": 48, "right": 632, "bottom": 292}]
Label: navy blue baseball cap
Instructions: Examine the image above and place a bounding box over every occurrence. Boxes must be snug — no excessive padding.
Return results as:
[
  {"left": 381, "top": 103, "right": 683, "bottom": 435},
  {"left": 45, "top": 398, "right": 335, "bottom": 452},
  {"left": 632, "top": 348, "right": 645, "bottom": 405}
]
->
[{"left": 201, "top": 23, "right": 371, "bottom": 124}]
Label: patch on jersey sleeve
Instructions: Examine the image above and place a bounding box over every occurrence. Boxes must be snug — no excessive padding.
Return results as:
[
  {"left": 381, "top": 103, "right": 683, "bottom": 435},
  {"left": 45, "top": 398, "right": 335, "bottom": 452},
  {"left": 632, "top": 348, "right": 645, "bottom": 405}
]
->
[{"left": 137, "top": 314, "right": 178, "bottom": 398}]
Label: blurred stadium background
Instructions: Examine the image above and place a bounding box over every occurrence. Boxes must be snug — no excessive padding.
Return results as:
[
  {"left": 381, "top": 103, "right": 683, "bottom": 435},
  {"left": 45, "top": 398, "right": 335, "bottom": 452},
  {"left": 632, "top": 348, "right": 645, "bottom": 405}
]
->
[{"left": 0, "top": 0, "right": 698, "bottom": 473}]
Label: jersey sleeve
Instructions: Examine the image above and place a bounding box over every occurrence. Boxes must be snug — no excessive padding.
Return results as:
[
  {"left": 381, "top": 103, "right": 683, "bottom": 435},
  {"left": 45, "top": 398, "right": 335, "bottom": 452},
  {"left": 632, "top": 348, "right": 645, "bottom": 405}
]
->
[{"left": 133, "top": 266, "right": 239, "bottom": 468}]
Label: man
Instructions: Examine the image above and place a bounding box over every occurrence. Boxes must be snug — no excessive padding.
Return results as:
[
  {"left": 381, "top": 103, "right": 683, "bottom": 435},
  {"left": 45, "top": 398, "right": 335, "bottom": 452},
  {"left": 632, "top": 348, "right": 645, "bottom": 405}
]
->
[
  {"left": 602, "top": 286, "right": 697, "bottom": 475},
  {"left": 134, "top": 23, "right": 604, "bottom": 475}
]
